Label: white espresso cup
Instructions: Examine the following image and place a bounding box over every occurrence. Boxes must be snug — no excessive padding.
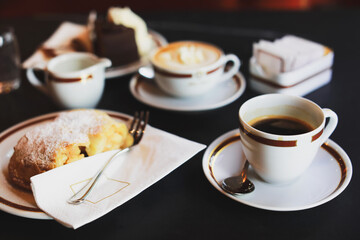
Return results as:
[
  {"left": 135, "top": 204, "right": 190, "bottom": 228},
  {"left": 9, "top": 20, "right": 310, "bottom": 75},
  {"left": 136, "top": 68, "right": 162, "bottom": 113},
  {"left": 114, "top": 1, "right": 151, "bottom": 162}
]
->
[
  {"left": 238, "top": 94, "right": 338, "bottom": 184},
  {"left": 26, "top": 52, "right": 111, "bottom": 109},
  {"left": 150, "top": 41, "right": 241, "bottom": 98}
]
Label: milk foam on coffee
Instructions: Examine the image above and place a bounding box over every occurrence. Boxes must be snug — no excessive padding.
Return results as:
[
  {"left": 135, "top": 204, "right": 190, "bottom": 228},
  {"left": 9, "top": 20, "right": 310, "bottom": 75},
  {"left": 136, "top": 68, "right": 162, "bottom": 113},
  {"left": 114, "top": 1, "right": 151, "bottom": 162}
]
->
[
  {"left": 178, "top": 46, "right": 204, "bottom": 65},
  {"left": 153, "top": 41, "right": 222, "bottom": 71}
]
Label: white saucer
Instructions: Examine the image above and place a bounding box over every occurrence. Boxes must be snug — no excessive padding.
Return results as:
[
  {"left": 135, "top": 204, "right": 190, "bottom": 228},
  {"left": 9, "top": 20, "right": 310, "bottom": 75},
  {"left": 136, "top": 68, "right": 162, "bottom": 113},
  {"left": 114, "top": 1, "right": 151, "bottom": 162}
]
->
[
  {"left": 105, "top": 30, "right": 167, "bottom": 79},
  {"left": 0, "top": 110, "right": 131, "bottom": 219},
  {"left": 202, "top": 129, "right": 352, "bottom": 211},
  {"left": 129, "top": 72, "right": 246, "bottom": 111}
]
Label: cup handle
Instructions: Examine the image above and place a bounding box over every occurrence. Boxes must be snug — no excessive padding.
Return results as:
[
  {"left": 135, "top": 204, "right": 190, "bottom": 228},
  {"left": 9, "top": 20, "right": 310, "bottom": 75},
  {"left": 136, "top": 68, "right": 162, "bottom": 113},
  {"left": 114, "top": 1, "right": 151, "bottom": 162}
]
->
[
  {"left": 26, "top": 68, "right": 49, "bottom": 95},
  {"left": 319, "top": 108, "right": 338, "bottom": 144},
  {"left": 218, "top": 54, "right": 241, "bottom": 82}
]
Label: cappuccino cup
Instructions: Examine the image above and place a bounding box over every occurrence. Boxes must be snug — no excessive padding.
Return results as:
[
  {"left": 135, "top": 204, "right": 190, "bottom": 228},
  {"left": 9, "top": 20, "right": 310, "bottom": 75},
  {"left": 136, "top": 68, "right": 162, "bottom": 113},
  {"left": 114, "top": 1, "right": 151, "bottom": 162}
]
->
[
  {"left": 26, "top": 52, "right": 111, "bottom": 109},
  {"left": 238, "top": 94, "right": 338, "bottom": 184},
  {"left": 150, "top": 41, "right": 241, "bottom": 98}
]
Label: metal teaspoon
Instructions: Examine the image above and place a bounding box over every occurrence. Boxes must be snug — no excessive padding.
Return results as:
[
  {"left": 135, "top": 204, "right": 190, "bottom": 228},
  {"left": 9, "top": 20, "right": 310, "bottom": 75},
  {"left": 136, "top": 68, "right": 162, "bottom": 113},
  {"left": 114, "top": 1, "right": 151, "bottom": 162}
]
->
[
  {"left": 221, "top": 160, "right": 255, "bottom": 195},
  {"left": 138, "top": 66, "right": 155, "bottom": 80}
]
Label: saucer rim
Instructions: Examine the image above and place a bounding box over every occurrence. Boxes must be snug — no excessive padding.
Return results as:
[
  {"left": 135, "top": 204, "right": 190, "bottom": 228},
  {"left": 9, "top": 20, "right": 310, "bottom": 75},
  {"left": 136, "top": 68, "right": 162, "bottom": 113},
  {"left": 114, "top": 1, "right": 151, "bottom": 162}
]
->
[
  {"left": 129, "top": 72, "right": 246, "bottom": 112},
  {"left": 202, "top": 129, "right": 353, "bottom": 211}
]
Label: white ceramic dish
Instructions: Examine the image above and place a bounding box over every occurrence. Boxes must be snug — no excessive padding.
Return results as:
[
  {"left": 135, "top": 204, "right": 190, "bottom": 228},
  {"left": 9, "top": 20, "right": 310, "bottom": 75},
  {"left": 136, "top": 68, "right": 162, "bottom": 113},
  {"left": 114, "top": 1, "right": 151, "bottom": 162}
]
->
[
  {"left": 249, "top": 68, "right": 332, "bottom": 96},
  {"left": 129, "top": 72, "right": 246, "bottom": 112},
  {"left": 249, "top": 51, "right": 334, "bottom": 87},
  {"left": 27, "top": 52, "right": 111, "bottom": 109},
  {"left": 0, "top": 110, "right": 131, "bottom": 219},
  {"left": 105, "top": 30, "right": 167, "bottom": 79},
  {"left": 202, "top": 129, "right": 352, "bottom": 211}
]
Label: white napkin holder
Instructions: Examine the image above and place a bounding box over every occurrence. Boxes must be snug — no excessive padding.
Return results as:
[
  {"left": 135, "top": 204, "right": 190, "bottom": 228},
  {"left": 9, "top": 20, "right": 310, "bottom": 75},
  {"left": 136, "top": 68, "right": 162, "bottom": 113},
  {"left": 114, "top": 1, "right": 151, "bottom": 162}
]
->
[{"left": 249, "top": 50, "right": 334, "bottom": 96}]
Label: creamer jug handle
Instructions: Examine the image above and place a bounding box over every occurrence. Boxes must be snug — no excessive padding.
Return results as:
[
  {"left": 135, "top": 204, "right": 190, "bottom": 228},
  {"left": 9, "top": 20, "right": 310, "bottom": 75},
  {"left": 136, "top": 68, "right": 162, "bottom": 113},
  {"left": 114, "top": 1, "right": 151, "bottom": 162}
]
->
[{"left": 26, "top": 68, "right": 49, "bottom": 95}]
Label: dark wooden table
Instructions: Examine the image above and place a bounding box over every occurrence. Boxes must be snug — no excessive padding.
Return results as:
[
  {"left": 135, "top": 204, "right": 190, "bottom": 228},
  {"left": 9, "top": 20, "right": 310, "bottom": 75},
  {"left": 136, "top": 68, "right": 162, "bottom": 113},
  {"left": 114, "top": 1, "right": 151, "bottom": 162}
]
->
[{"left": 0, "top": 9, "right": 359, "bottom": 239}]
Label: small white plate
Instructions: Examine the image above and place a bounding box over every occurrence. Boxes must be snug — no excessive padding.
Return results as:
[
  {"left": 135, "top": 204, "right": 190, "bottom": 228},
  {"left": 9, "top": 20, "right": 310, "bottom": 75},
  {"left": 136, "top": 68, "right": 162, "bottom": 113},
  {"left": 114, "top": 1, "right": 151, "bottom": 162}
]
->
[
  {"left": 202, "top": 129, "right": 352, "bottom": 211},
  {"left": 129, "top": 72, "right": 246, "bottom": 112},
  {"left": 0, "top": 110, "right": 131, "bottom": 219},
  {"left": 105, "top": 30, "right": 167, "bottom": 79}
]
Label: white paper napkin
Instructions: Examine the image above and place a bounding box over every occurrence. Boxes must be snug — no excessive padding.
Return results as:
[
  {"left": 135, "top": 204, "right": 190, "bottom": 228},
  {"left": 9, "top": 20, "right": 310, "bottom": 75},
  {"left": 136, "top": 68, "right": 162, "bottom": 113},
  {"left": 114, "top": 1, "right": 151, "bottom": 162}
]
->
[
  {"left": 22, "top": 21, "right": 92, "bottom": 69},
  {"left": 30, "top": 125, "right": 206, "bottom": 229},
  {"left": 253, "top": 35, "right": 326, "bottom": 75}
]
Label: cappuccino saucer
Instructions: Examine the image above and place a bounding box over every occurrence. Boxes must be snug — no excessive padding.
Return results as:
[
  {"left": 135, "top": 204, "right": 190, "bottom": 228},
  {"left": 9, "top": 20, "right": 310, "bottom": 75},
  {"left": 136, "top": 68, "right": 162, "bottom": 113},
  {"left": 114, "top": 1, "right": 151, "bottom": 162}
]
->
[
  {"left": 202, "top": 129, "right": 352, "bottom": 211},
  {"left": 129, "top": 72, "right": 246, "bottom": 111}
]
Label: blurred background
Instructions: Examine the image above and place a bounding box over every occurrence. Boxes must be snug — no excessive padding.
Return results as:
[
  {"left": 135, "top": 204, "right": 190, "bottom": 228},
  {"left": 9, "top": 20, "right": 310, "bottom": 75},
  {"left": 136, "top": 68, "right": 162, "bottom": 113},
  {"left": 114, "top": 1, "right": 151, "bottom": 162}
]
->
[{"left": 0, "top": 0, "right": 359, "bottom": 17}]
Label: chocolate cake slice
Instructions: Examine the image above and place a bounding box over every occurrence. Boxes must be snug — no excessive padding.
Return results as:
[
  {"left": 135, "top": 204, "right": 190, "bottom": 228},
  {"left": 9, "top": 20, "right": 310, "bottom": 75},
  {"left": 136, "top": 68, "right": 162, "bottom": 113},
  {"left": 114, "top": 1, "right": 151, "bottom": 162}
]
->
[{"left": 94, "top": 18, "right": 140, "bottom": 67}]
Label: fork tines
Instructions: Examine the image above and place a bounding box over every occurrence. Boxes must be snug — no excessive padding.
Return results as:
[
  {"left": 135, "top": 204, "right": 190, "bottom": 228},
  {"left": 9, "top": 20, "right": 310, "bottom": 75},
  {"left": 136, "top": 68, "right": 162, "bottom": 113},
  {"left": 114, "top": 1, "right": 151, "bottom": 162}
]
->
[{"left": 130, "top": 111, "right": 149, "bottom": 145}]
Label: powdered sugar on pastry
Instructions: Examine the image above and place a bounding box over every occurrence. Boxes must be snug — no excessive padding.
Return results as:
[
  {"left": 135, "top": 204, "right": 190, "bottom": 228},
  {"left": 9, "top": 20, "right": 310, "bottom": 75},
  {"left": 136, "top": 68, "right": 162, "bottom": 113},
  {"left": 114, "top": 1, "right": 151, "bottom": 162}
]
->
[{"left": 8, "top": 109, "right": 133, "bottom": 191}]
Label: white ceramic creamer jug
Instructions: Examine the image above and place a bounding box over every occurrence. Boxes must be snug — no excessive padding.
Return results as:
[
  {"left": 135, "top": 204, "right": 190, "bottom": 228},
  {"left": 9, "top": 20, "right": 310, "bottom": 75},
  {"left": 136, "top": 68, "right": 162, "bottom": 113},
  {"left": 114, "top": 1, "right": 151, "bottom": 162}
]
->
[{"left": 27, "top": 52, "right": 111, "bottom": 109}]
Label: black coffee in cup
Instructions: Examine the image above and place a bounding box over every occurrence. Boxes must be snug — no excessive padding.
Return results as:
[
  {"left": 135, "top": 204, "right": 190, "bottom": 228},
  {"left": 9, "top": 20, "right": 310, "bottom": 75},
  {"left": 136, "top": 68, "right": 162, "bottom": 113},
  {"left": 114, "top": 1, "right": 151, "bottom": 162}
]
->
[{"left": 250, "top": 116, "right": 314, "bottom": 135}]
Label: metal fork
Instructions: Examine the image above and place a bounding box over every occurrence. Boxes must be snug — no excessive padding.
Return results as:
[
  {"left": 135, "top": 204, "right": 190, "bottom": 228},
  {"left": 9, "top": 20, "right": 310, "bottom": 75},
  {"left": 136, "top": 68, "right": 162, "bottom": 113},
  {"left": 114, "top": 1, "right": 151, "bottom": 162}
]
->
[{"left": 67, "top": 111, "right": 149, "bottom": 205}]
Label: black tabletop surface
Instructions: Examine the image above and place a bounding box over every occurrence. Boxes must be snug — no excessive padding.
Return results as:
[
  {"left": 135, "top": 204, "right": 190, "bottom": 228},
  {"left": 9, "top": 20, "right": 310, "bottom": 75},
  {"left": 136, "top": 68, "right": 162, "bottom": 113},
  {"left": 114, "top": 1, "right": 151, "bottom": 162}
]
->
[{"left": 0, "top": 9, "right": 359, "bottom": 240}]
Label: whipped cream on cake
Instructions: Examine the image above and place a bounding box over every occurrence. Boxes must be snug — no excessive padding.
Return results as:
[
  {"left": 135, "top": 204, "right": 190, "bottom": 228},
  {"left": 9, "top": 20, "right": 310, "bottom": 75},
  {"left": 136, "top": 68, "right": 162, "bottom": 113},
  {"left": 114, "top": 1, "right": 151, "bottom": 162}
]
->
[
  {"left": 107, "top": 7, "right": 153, "bottom": 56},
  {"left": 94, "top": 7, "right": 153, "bottom": 66}
]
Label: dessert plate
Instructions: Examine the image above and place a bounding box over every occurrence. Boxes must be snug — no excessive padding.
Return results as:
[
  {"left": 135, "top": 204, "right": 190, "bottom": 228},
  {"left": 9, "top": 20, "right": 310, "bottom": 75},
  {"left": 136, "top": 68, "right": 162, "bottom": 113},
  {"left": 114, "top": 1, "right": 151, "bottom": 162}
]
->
[
  {"left": 129, "top": 72, "right": 246, "bottom": 112},
  {"left": 202, "top": 129, "right": 352, "bottom": 211},
  {"left": 105, "top": 30, "right": 167, "bottom": 79},
  {"left": 0, "top": 110, "right": 131, "bottom": 219}
]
